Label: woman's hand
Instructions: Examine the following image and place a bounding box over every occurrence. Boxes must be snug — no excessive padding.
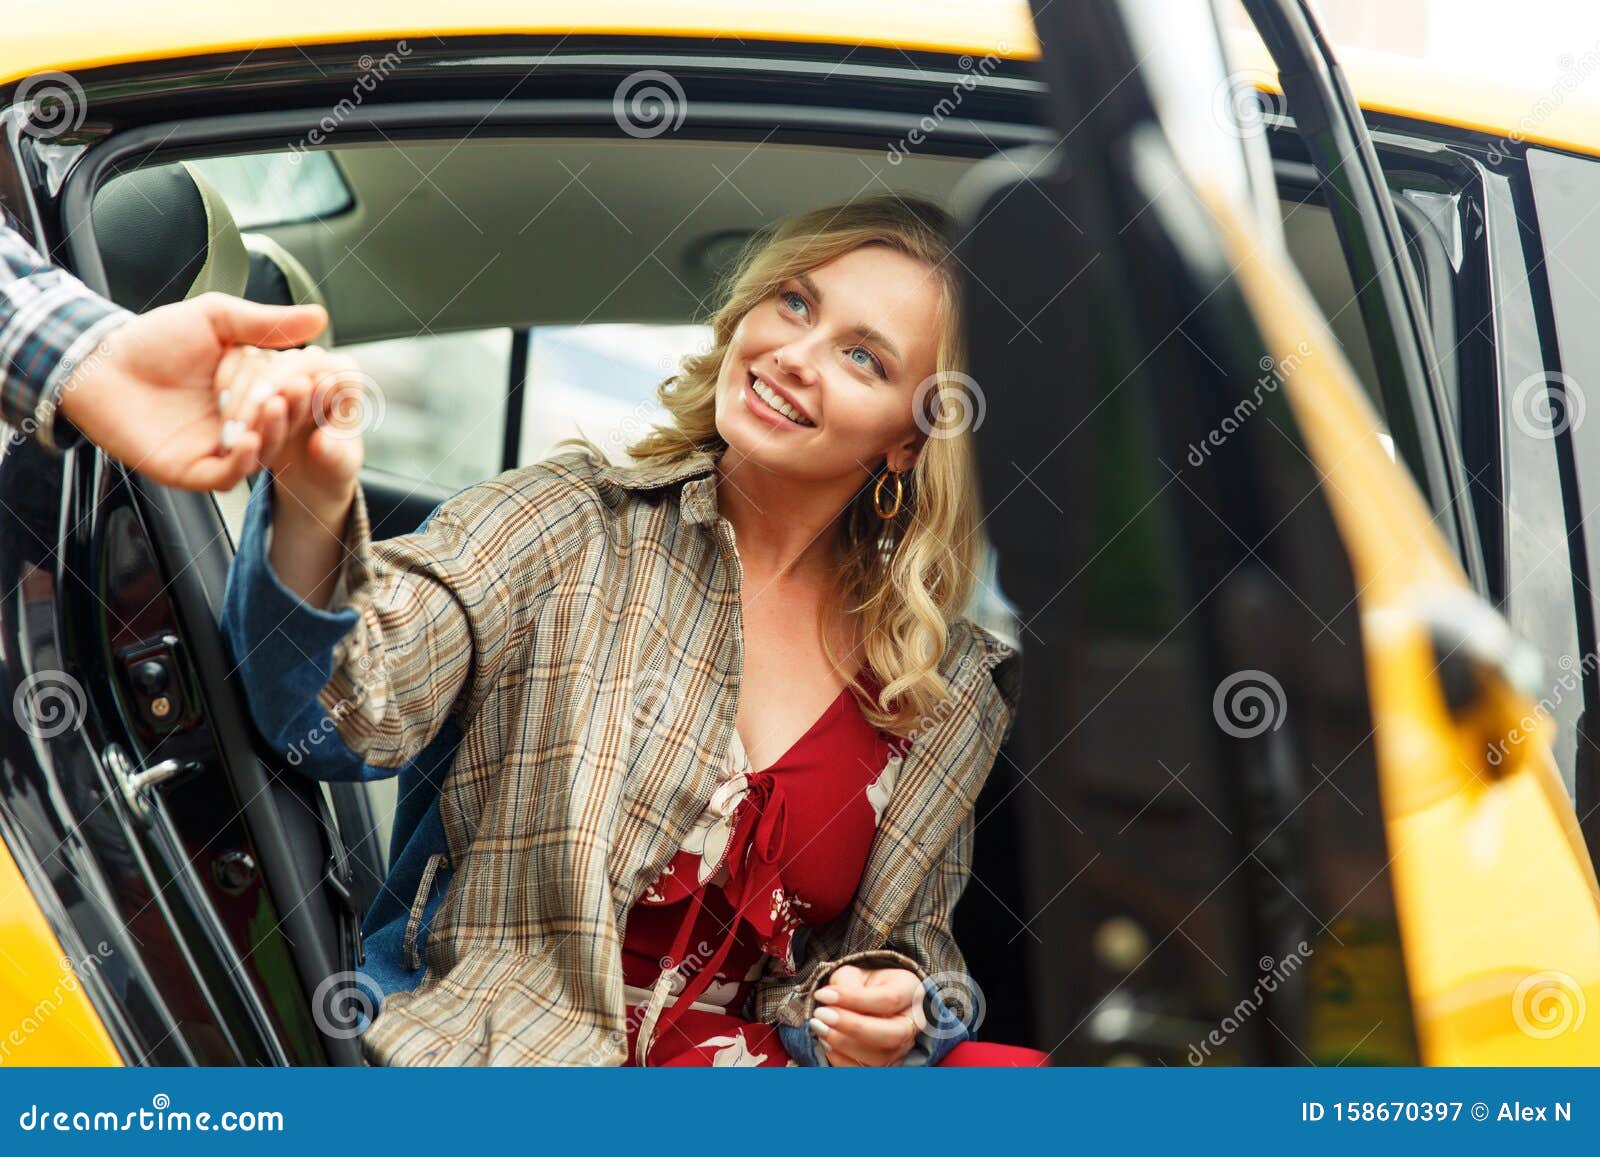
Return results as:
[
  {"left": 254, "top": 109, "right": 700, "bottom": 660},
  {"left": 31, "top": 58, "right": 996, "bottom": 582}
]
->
[
  {"left": 235, "top": 345, "right": 366, "bottom": 512},
  {"left": 215, "top": 345, "right": 370, "bottom": 608},
  {"left": 808, "top": 964, "right": 927, "bottom": 1066}
]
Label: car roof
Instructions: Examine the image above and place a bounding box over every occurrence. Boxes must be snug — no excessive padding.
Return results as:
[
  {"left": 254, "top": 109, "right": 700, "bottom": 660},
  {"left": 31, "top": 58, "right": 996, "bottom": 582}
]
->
[
  {"left": 1226, "top": 30, "right": 1600, "bottom": 162},
  {"left": 0, "top": 0, "right": 1040, "bottom": 85},
  {"left": 5, "top": 1, "right": 1599, "bottom": 162}
]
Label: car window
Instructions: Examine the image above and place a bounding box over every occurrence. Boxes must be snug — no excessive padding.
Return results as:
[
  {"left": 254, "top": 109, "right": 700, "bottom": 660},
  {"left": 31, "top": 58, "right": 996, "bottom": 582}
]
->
[
  {"left": 338, "top": 328, "right": 513, "bottom": 491},
  {"left": 518, "top": 323, "right": 712, "bottom": 468},
  {"left": 183, "top": 153, "right": 352, "bottom": 228}
]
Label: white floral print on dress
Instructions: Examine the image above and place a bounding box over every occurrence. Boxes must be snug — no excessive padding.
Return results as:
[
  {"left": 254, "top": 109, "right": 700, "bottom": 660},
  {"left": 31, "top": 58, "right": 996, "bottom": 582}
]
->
[
  {"left": 678, "top": 772, "right": 755, "bottom": 885},
  {"left": 865, "top": 753, "right": 903, "bottom": 825},
  {"left": 640, "top": 861, "right": 677, "bottom": 904},
  {"left": 701, "top": 972, "right": 742, "bottom": 1007},
  {"left": 700, "top": 1030, "right": 769, "bottom": 1066}
]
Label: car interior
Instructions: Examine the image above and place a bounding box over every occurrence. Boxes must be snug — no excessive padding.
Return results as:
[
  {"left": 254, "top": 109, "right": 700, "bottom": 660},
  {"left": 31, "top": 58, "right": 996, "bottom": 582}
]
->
[{"left": 87, "top": 127, "right": 1432, "bottom": 1049}]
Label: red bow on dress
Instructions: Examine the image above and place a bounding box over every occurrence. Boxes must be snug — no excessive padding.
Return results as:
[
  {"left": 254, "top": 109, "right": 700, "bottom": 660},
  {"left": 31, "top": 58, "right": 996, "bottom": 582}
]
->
[{"left": 638, "top": 772, "right": 794, "bottom": 1064}]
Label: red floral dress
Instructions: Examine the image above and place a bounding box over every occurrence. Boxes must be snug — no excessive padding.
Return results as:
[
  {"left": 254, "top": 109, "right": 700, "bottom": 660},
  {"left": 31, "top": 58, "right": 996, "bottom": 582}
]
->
[{"left": 620, "top": 667, "right": 901, "bottom": 1066}]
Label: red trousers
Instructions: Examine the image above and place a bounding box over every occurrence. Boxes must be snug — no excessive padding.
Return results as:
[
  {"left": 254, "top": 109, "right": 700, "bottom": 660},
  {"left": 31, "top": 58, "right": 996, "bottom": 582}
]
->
[
  {"left": 633, "top": 1005, "right": 1051, "bottom": 1067},
  {"left": 935, "top": 1041, "right": 1051, "bottom": 1067}
]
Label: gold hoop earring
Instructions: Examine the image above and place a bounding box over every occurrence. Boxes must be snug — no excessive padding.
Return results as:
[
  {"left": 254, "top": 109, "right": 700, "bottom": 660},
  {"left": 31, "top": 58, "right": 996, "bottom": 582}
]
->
[{"left": 873, "top": 467, "right": 904, "bottom": 520}]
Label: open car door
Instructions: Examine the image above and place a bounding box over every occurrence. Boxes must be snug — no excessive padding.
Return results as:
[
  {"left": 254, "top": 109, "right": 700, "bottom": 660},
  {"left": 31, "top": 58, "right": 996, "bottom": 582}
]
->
[
  {"left": 956, "top": 0, "right": 1600, "bottom": 1063},
  {"left": 0, "top": 106, "right": 366, "bottom": 1064}
]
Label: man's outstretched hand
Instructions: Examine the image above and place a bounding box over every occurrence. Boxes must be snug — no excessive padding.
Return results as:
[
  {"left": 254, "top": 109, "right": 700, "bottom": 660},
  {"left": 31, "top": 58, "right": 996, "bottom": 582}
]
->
[{"left": 55, "top": 291, "right": 330, "bottom": 490}]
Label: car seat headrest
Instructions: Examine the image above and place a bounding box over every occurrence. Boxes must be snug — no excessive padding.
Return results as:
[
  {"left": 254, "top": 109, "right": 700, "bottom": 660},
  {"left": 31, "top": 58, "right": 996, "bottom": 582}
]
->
[
  {"left": 242, "top": 232, "right": 335, "bottom": 346},
  {"left": 92, "top": 160, "right": 249, "bottom": 312}
]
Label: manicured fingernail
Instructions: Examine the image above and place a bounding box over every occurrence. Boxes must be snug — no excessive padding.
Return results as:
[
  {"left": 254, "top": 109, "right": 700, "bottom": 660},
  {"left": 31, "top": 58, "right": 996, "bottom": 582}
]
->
[
  {"left": 815, "top": 987, "right": 839, "bottom": 1004},
  {"left": 807, "top": 1017, "right": 830, "bottom": 1038},
  {"left": 814, "top": 1007, "right": 840, "bottom": 1026},
  {"left": 218, "top": 388, "right": 232, "bottom": 412},
  {"left": 816, "top": 1038, "right": 832, "bottom": 1053},
  {"left": 220, "top": 419, "right": 244, "bottom": 449}
]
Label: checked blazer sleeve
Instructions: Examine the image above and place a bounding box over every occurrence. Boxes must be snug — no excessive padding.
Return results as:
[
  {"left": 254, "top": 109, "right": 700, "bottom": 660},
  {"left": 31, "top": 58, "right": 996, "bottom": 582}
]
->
[{"left": 222, "top": 461, "right": 593, "bottom": 776}]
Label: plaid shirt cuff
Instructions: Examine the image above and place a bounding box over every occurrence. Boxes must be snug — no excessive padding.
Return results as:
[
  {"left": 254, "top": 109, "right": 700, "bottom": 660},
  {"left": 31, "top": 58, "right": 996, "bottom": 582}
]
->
[
  {"left": 1, "top": 228, "right": 133, "bottom": 451},
  {"left": 32, "top": 304, "right": 133, "bottom": 451}
]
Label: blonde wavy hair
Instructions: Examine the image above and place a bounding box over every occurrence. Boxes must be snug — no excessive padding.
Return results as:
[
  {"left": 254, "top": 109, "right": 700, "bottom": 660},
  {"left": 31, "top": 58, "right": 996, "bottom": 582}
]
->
[{"left": 557, "top": 194, "right": 984, "bottom": 735}]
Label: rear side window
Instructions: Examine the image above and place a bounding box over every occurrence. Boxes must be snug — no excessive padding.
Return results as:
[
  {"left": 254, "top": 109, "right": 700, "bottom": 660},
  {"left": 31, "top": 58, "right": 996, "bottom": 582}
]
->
[
  {"left": 516, "top": 324, "right": 711, "bottom": 468},
  {"left": 338, "top": 328, "right": 513, "bottom": 491},
  {"left": 183, "top": 153, "right": 352, "bottom": 228}
]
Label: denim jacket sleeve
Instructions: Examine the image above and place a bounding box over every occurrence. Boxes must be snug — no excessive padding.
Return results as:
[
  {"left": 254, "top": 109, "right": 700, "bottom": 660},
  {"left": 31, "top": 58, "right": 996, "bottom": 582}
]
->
[{"left": 219, "top": 469, "right": 525, "bottom": 779}]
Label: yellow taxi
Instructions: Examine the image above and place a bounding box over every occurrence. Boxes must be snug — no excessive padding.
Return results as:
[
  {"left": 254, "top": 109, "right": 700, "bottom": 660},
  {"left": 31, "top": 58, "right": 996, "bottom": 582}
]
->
[{"left": 1, "top": 0, "right": 1597, "bottom": 1066}]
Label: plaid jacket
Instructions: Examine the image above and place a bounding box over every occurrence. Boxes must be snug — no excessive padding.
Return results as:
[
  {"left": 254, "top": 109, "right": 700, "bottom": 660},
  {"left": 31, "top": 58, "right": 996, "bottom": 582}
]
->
[
  {"left": 0, "top": 223, "right": 131, "bottom": 449},
  {"left": 223, "top": 445, "right": 1021, "bottom": 1066}
]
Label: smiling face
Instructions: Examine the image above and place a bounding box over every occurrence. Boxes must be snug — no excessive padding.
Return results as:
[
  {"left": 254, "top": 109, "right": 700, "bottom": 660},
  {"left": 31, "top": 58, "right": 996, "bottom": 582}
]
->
[{"left": 713, "top": 243, "right": 944, "bottom": 485}]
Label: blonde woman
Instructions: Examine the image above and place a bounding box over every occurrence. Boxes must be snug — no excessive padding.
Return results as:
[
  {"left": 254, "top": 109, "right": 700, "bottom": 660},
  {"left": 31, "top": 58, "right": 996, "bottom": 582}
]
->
[{"left": 221, "top": 194, "right": 1040, "bottom": 1067}]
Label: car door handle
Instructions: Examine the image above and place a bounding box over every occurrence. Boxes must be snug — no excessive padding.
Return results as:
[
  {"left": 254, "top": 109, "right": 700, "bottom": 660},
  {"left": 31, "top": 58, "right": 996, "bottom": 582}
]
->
[{"left": 102, "top": 744, "right": 197, "bottom": 819}]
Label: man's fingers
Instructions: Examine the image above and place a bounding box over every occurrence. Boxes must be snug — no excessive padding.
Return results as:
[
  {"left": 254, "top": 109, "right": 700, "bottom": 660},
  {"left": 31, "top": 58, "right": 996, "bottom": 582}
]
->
[
  {"left": 201, "top": 293, "right": 328, "bottom": 350},
  {"left": 178, "top": 431, "right": 261, "bottom": 491}
]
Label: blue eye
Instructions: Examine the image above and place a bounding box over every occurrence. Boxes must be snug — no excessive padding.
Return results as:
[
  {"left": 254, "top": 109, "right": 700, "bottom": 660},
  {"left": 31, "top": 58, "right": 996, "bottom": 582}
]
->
[
  {"left": 849, "top": 346, "right": 885, "bottom": 376},
  {"left": 781, "top": 291, "right": 808, "bottom": 316}
]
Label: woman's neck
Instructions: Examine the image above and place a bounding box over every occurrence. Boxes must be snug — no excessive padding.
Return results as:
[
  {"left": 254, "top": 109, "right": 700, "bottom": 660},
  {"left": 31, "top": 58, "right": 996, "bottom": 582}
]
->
[{"left": 713, "top": 449, "right": 854, "bottom": 585}]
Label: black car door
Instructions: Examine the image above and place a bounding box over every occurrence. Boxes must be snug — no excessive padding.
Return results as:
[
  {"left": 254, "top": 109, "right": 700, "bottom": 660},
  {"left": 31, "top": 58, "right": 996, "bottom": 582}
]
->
[
  {"left": 0, "top": 102, "right": 364, "bottom": 1066},
  {"left": 953, "top": 0, "right": 1438, "bottom": 1064}
]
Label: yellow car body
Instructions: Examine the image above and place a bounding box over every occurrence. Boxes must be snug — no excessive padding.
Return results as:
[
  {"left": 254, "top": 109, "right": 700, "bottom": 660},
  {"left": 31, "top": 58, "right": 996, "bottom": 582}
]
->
[{"left": 2, "top": 0, "right": 1597, "bottom": 1066}]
